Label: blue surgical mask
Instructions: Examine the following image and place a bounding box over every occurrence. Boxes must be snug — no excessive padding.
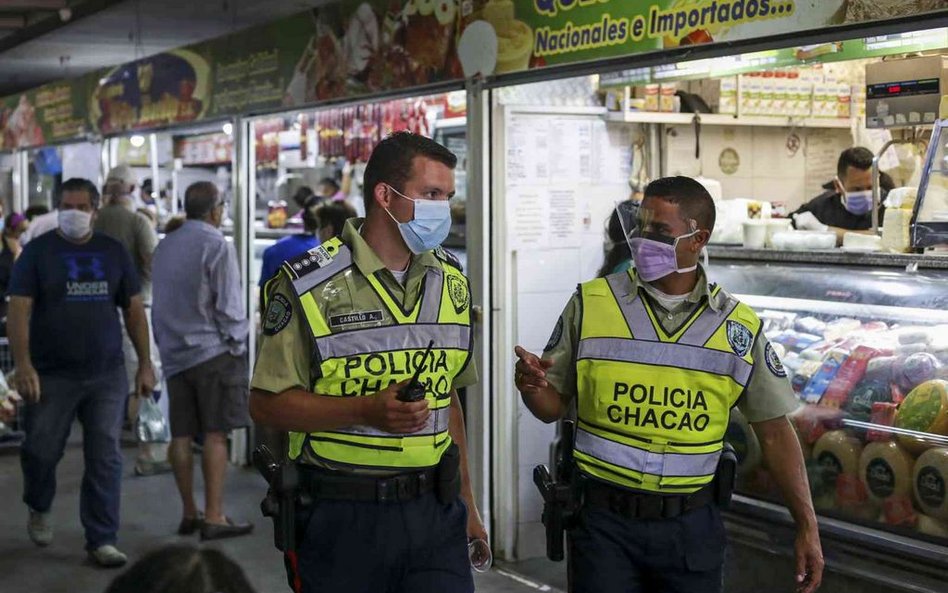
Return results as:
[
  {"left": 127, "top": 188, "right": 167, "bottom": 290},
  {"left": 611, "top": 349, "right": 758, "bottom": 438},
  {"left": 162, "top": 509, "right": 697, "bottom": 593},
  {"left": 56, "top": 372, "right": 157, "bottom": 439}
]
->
[
  {"left": 839, "top": 181, "right": 873, "bottom": 216},
  {"left": 384, "top": 184, "right": 452, "bottom": 254}
]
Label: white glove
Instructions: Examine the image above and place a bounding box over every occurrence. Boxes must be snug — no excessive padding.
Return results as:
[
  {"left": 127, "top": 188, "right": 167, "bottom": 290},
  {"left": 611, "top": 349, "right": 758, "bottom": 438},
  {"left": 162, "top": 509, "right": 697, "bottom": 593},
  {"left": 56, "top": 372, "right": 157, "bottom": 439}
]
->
[{"left": 792, "top": 211, "right": 829, "bottom": 232}]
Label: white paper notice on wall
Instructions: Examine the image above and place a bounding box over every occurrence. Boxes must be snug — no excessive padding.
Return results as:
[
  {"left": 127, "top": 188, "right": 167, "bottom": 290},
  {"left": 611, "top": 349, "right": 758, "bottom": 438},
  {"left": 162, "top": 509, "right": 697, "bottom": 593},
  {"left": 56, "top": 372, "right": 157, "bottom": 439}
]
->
[
  {"left": 507, "top": 117, "right": 551, "bottom": 186},
  {"left": 507, "top": 187, "right": 551, "bottom": 251},
  {"left": 550, "top": 119, "right": 592, "bottom": 185},
  {"left": 594, "top": 121, "right": 633, "bottom": 185},
  {"left": 548, "top": 188, "right": 581, "bottom": 247}
]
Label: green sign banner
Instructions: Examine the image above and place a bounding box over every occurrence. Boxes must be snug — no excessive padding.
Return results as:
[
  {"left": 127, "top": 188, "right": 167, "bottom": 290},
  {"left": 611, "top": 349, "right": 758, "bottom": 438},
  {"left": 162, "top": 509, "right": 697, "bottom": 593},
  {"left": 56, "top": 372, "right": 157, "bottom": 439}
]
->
[
  {"left": 1, "top": 0, "right": 945, "bottom": 149},
  {"left": 0, "top": 78, "right": 94, "bottom": 150}
]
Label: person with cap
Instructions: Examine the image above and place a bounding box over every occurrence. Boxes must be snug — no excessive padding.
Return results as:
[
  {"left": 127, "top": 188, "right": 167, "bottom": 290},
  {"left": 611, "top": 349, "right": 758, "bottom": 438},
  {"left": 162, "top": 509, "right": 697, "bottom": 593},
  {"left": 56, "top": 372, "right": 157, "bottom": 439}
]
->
[
  {"left": 8, "top": 177, "right": 156, "bottom": 568},
  {"left": 95, "top": 165, "right": 158, "bottom": 302},
  {"left": 249, "top": 132, "right": 486, "bottom": 593},
  {"left": 95, "top": 164, "right": 165, "bottom": 475},
  {"left": 515, "top": 176, "right": 823, "bottom": 593}
]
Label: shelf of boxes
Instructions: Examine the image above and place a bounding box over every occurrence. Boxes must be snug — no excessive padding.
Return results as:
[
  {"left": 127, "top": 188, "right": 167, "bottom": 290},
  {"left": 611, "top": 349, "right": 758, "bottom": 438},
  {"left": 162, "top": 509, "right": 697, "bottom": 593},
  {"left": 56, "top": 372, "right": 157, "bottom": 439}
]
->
[{"left": 603, "top": 111, "right": 854, "bottom": 129}]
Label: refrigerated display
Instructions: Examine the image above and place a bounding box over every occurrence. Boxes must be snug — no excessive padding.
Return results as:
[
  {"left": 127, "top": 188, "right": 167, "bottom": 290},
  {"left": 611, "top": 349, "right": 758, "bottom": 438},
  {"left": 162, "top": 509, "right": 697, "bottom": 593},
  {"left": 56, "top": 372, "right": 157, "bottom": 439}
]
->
[
  {"left": 914, "top": 118, "right": 948, "bottom": 248},
  {"left": 708, "top": 248, "right": 948, "bottom": 549}
]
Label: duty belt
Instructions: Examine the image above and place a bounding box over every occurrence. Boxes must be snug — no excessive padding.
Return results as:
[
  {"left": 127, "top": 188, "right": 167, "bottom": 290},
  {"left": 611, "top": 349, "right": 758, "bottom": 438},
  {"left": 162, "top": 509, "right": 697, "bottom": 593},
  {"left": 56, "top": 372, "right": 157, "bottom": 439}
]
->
[
  {"left": 297, "top": 466, "right": 437, "bottom": 503},
  {"left": 584, "top": 479, "right": 715, "bottom": 520}
]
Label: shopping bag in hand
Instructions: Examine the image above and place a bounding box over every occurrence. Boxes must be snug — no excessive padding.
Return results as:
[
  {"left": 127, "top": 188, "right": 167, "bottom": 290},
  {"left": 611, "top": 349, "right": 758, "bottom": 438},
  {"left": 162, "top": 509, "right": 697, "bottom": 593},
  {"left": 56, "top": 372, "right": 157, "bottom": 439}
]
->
[{"left": 136, "top": 396, "right": 170, "bottom": 444}]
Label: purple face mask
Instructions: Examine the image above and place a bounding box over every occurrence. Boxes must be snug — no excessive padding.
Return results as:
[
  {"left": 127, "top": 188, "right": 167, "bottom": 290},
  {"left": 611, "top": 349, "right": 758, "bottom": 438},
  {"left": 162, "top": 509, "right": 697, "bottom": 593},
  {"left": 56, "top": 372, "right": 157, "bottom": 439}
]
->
[{"left": 628, "top": 231, "right": 699, "bottom": 282}]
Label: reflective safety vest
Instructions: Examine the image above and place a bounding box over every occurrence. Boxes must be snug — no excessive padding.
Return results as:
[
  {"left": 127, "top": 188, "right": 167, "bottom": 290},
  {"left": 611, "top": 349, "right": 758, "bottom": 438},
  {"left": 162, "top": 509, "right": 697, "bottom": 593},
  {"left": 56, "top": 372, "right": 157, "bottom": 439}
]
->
[
  {"left": 280, "top": 237, "right": 473, "bottom": 471},
  {"left": 575, "top": 270, "right": 761, "bottom": 494}
]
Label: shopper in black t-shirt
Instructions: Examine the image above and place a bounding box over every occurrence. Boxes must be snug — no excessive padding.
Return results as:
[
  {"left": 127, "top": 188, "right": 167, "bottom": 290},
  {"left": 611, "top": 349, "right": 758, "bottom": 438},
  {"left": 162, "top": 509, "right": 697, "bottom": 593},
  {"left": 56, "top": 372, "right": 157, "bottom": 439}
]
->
[
  {"left": 791, "top": 146, "right": 893, "bottom": 245},
  {"left": 7, "top": 178, "right": 156, "bottom": 569}
]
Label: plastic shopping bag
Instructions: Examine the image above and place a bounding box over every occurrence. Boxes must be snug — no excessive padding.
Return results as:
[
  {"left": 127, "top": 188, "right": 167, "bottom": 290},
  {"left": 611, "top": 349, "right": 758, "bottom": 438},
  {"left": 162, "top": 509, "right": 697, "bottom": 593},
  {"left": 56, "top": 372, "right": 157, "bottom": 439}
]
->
[{"left": 136, "top": 395, "right": 171, "bottom": 444}]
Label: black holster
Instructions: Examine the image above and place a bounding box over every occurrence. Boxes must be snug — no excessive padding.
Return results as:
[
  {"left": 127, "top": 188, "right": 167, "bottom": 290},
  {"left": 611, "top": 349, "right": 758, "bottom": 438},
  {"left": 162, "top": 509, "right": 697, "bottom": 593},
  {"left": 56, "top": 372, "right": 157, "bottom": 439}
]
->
[
  {"left": 714, "top": 442, "right": 738, "bottom": 509},
  {"left": 436, "top": 443, "right": 461, "bottom": 504},
  {"left": 253, "top": 445, "right": 300, "bottom": 552},
  {"left": 533, "top": 420, "right": 578, "bottom": 562}
]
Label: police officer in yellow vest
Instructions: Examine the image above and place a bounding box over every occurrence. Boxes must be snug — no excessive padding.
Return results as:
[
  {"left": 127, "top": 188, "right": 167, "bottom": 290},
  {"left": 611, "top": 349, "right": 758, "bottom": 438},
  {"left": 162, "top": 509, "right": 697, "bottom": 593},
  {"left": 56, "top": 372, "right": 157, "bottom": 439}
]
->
[
  {"left": 515, "top": 177, "right": 824, "bottom": 593},
  {"left": 250, "top": 132, "right": 486, "bottom": 593}
]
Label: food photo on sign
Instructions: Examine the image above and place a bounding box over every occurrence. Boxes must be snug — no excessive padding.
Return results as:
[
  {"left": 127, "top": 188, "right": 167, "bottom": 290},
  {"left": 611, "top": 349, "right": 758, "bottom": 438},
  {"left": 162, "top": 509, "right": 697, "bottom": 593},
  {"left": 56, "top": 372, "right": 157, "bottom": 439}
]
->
[{"left": 90, "top": 49, "right": 210, "bottom": 134}]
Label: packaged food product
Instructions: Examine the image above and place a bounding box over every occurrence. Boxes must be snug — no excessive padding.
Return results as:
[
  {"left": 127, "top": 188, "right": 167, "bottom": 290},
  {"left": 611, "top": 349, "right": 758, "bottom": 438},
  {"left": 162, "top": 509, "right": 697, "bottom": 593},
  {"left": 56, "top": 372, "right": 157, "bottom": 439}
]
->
[
  {"left": 844, "top": 379, "right": 892, "bottom": 422},
  {"left": 895, "top": 379, "right": 948, "bottom": 454},
  {"left": 792, "top": 360, "right": 823, "bottom": 394},
  {"left": 795, "top": 316, "right": 827, "bottom": 335},
  {"left": 865, "top": 356, "right": 898, "bottom": 383},
  {"left": 823, "top": 318, "right": 862, "bottom": 342},
  {"left": 771, "top": 330, "right": 824, "bottom": 352},
  {"left": 859, "top": 441, "right": 915, "bottom": 506},
  {"left": 802, "top": 349, "right": 849, "bottom": 404},
  {"left": 896, "top": 352, "right": 942, "bottom": 392},
  {"left": 813, "top": 430, "right": 863, "bottom": 506},
  {"left": 913, "top": 448, "right": 948, "bottom": 520},
  {"left": 822, "top": 346, "right": 884, "bottom": 409},
  {"left": 899, "top": 329, "right": 933, "bottom": 346},
  {"left": 867, "top": 402, "right": 899, "bottom": 442},
  {"left": 266, "top": 200, "right": 288, "bottom": 229}
]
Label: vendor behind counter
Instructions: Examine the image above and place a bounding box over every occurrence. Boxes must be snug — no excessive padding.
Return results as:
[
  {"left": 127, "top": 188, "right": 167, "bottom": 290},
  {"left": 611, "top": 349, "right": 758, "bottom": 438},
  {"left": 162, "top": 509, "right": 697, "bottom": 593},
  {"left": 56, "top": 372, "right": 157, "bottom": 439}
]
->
[{"left": 791, "top": 147, "right": 894, "bottom": 243}]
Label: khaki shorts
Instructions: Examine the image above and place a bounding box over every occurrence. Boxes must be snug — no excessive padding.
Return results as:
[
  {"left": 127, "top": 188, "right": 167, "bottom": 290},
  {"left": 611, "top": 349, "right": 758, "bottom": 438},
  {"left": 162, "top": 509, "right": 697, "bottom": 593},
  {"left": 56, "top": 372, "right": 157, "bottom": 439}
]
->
[{"left": 167, "top": 353, "right": 250, "bottom": 438}]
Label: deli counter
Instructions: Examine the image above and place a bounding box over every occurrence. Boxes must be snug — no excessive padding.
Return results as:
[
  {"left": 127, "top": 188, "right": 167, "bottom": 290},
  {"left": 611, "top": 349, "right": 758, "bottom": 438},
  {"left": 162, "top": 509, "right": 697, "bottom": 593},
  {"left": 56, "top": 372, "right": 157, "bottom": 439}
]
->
[{"left": 708, "top": 247, "right": 948, "bottom": 593}]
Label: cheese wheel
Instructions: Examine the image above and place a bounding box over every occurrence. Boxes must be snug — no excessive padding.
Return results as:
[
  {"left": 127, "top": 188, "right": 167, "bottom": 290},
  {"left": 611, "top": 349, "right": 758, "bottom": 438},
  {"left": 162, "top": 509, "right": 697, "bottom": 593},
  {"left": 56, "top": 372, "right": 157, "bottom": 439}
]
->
[
  {"left": 725, "top": 409, "right": 762, "bottom": 476},
  {"left": 913, "top": 448, "right": 948, "bottom": 520},
  {"left": 895, "top": 379, "right": 948, "bottom": 455},
  {"left": 813, "top": 430, "right": 863, "bottom": 485},
  {"left": 916, "top": 514, "right": 948, "bottom": 539},
  {"left": 860, "top": 441, "right": 915, "bottom": 506}
]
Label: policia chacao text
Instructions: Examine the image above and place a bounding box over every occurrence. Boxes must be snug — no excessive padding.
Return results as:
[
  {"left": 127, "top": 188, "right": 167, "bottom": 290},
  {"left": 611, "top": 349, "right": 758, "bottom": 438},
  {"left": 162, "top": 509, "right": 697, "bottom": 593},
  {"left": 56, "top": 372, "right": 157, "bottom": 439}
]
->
[
  {"left": 250, "top": 133, "right": 486, "bottom": 593},
  {"left": 515, "top": 177, "right": 824, "bottom": 593}
]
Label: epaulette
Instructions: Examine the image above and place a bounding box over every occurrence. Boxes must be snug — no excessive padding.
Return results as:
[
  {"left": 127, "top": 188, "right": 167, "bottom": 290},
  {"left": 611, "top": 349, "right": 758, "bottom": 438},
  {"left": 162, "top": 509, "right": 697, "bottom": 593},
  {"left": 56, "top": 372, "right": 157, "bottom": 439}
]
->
[
  {"left": 281, "top": 244, "right": 336, "bottom": 280},
  {"left": 433, "top": 246, "right": 463, "bottom": 272},
  {"left": 282, "top": 240, "right": 352, "bottom": 296}
]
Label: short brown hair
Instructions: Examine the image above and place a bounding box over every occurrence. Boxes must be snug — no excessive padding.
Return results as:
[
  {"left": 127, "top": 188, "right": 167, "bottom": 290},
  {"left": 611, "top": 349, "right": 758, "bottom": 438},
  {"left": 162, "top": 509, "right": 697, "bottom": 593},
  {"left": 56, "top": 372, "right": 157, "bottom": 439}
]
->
[{"left": 362, "top": 132, "right": 456, "bottom": 211}]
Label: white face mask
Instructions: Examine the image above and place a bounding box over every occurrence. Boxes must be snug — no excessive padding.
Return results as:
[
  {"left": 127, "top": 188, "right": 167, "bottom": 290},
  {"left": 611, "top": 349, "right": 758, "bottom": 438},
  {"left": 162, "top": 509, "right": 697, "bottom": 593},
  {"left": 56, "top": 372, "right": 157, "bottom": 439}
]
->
[{"left": 59, "top": 209, "right": 92, "bottom": 240}]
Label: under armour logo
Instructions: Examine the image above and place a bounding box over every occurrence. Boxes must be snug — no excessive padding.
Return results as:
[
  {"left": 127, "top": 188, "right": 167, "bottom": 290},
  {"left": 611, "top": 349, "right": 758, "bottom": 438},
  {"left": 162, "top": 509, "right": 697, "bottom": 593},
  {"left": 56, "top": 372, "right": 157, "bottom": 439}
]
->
[{"left": 63, "top": 255, "right": 106, "bottom": 281}]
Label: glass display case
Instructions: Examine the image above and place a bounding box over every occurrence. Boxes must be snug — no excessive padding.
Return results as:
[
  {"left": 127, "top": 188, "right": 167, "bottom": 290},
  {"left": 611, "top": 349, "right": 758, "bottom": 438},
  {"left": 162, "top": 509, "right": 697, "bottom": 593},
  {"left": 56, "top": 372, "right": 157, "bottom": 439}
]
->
[
  {"left": 708, "top": 249, "right": 948, "bottom": 550},
  {"left": 914, "top": 118, "right": 948, "bottom": 248}
]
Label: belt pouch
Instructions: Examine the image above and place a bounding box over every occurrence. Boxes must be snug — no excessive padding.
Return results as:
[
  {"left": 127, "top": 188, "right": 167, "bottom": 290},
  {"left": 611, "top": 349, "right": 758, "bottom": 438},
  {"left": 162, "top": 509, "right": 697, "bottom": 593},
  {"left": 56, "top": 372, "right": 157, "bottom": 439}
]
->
[{"left": 436, "top": 443, "right": 461, "bottom": 504}]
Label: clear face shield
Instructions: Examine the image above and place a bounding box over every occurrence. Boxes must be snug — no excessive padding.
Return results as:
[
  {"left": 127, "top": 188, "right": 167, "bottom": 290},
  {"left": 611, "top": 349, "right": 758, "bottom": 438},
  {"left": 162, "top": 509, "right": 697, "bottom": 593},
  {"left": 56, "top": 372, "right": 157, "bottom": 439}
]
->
[{"left": 615, "top": 201, "right": 709, "bottom": 280}]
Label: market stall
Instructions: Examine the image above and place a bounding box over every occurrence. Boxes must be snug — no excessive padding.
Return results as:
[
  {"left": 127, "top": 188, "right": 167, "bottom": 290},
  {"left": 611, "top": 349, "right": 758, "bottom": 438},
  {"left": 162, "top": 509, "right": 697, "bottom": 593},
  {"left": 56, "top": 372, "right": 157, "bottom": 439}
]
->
[{"left": 479, "top": 3, "right": 948, "bottom": 592}]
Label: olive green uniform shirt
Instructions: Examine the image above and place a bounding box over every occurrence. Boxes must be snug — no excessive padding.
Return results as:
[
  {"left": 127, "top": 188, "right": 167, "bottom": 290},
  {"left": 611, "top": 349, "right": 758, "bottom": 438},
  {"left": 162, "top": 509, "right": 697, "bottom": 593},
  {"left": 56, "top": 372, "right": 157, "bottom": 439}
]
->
[
  {"left": 251, "top": 219, "right": 477, "bottom": 468},
  {"left": 542, "top": 267, "right": 799, "bottom": 423}
]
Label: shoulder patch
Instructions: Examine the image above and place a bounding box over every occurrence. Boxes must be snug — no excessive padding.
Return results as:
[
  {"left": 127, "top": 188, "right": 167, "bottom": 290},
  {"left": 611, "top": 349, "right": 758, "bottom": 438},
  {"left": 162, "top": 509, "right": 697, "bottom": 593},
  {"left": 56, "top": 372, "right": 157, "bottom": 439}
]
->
[
  {"left": 726, "top": 320, "right": 753, "bottom": 357},
  {"left": 544, "top": 316, "right": 565, "bottom": 352},
  {"left": 765, "top": 342, "right": 787, "bottom": 378},
  {"left": 446, "top": 275, "right": 470, "bottom": 314},
  {"left": 434, "top": 246, "right": 462, "bottom": 271},
  {"left": 263, "top": 294, "right": 293, "bottom": 336}
]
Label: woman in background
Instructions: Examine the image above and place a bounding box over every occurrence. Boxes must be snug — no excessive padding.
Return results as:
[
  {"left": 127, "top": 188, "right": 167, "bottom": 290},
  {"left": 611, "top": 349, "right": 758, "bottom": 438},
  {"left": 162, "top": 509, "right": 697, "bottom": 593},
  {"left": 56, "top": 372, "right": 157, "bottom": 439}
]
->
[
  {"left": 0, "top": 212, "right": 28, "bottom": 335},
  {"left": 597, "top": 200, "right": 638, "bottom": 278}
]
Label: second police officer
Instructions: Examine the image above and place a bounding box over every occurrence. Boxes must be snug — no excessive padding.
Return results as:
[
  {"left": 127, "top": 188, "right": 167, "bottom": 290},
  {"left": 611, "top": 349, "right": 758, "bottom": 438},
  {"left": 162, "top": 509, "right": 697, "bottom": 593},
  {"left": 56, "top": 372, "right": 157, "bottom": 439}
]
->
[
  {"left": 250, "top": 132, "right": 486, "bottom": 593},
  {"left": 515, "top": 176, "right": 824, "bottom": 593}
]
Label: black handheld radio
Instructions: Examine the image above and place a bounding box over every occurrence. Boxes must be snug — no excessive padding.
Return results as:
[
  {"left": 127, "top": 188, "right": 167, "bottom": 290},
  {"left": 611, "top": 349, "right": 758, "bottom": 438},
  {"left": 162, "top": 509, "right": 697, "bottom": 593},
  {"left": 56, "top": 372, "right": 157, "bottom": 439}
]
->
[{"left": 397, "top": 340, "right": 435, "bottom": 402}]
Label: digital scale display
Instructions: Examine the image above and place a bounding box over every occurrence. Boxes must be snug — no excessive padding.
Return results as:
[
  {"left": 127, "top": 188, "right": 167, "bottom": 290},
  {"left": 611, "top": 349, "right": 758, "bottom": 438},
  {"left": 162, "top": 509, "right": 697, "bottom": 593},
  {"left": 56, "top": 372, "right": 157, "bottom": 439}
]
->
[{"left": 867, "top": 78, "right": 940, "bottom": 99}]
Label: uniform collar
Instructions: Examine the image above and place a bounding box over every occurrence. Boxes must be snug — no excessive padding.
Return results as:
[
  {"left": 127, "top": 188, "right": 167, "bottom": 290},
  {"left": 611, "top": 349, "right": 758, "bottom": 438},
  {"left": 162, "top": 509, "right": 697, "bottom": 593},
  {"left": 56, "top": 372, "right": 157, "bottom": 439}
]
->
[
  {"left": 629, "top": 265, "right": 723, "bottom": 312},
  {"left": 340, "top": 218, "right": 441, "bottom": 279}
]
